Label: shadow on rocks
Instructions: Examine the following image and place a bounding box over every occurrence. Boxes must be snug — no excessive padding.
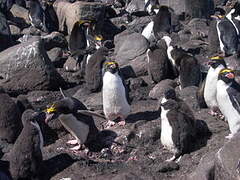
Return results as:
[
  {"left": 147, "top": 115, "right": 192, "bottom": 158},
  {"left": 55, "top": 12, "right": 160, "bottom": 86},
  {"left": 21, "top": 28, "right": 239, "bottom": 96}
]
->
[
  {"left": 41, "top": 153, "right": 76, "bottom": 180},
  {"left": 126, "top": 110, "right": 160, "bottom": 124}
]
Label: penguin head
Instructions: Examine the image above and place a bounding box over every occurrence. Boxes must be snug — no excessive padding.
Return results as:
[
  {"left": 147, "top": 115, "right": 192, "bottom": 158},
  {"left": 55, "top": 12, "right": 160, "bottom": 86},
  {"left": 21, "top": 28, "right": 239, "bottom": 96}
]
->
[
  {"left": 208, "top": 56, "right": 226, "bottom": 69},
  {"left": 218, "top": 68, "right": 235, "bottom": 84},
  {"left": 22, "top": 109, "right": 45, "bottom": 127},
  {"left": 94, "top": 34, "right": 104, "bottom": 47},
  {"left": 104, "top": 61, "right": 119, "bottom": 74},
  {"left": 160, "top": 99, "right": 179, "bottom": 111},
  {"left": 78, "top": 19, "right": 93, "bottom": 27},
  {"left": 45, "top": 98, "right": 82, "bottom": 123},
  {"left": 211, "top": 15, "right": 225, "bottom": 20},
  {"left": 164, "top": 88, "right": 176, "bottom": 100}
]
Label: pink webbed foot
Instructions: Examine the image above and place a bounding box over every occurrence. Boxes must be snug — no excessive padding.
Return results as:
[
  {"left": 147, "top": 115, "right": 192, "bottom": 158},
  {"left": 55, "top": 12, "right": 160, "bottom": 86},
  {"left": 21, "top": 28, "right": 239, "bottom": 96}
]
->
[{"left": 67, "top": 139, "right": 78, "bottom": 145}]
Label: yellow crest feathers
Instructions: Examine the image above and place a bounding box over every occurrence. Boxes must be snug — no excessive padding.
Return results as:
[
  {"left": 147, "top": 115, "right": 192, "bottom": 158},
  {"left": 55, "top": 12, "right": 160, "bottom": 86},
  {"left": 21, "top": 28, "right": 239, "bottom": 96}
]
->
[
  {"left": 219, "top": 69, "right": 234, "bottom": 74},
  {"left": 210, "top": 56, "right": 224, "bottom": 60},
  {"left": 105, "top": 61, "right": 118, "bottom": 66},
  {"left": 95, "top": 35, "right": 103, "bottom": 41},
  {"left": 46, "top": 104, "right": 57, "bottom": 113}
]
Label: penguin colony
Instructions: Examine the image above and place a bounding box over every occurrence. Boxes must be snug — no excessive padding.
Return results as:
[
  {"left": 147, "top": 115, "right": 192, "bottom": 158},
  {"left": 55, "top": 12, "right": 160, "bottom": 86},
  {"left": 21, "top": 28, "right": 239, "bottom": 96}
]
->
[{"left": 2, "top": 0, "right": 240, "bottom": 179}]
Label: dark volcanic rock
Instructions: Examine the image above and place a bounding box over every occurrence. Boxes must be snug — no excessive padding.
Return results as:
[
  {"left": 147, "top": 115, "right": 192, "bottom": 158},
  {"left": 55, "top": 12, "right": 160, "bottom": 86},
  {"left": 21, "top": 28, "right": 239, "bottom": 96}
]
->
[
  {"left": 187, "top": 152, "right": 215, "bottom": 180},
  {"left": 47, "top": 47, "right": 66, "bottom": 68},
  {"left": 0, "top": 90, "right": 22, "bottom": 143},
  {"left": 214, "top": 132, "right": 240, "bottom": 180},
  {"left": 0, "top": 36, "right": 66, "bottom": 96},
  {"left": 0, "top": 0, "right": 13, "bottom": 16},
  {"left": 157, "top": 161, "right": 180, "bottom": 173},
  {"left": 149, "top": 79, "right": 178, "bottom": 100},
  {"left": 42, "top": 32, "right": 68, "bottom": 51}
]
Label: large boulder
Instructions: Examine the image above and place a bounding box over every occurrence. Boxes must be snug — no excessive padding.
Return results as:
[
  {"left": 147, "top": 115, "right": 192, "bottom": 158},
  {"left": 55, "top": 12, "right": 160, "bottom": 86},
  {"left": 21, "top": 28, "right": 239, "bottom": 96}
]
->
[
  {"left": 0, "top": 37, "right": 66, "bottom": 96},
  {"left": 114, "top": 32, "right": 149, "bottom": 77},
  {"left": 54, "top": 1, "right": 106, "bottom": 34},
  {"left": 0, "top": 89, "right": 22, "bottom": 143},
  {"left": 214, "top": 132, "right": 240, "bottom": 180}
]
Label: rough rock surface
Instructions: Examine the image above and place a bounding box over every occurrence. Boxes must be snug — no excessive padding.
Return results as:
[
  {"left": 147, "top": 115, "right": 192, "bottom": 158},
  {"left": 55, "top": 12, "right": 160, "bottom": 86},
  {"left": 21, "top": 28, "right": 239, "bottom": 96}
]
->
[{"left": 0, "top": 37, "right": 65, "bottom": 95}]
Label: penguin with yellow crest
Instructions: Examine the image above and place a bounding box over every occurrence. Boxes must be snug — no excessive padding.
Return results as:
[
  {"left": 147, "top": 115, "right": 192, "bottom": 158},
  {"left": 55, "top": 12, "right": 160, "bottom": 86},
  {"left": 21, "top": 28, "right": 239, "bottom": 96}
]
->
[
  {"left": 102, "top": 61, "right": 130, "bottom": 128},
  {"left": 216, "top": 68, "right": 240, "bottom": 139},
  {"left": 197, "top": 55, "right": 227, "bottom": 115}
]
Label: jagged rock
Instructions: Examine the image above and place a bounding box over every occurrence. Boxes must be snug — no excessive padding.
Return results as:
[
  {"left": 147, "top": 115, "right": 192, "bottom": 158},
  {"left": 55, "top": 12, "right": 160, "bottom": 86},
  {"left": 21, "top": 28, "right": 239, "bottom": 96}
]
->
[
  {"left": 63, "top": 56, "right": 80, "bottom": 72},
  {"left": 47, "top": 47, "right": 65, "bottom": 68},
  {"left": 125, "top": 0, "right": 145, "bottom": 14},
  {"left": 149, "top": 79, "right": 178, "bottom": 100},
  {"left": 10, "top": 4, "right": 30, "bottom": 27},
  {"left": 214, "top": 132, "right": 240, "bottom": 180},
  {"left": 112, "top": 172, "right": 145, "bottom": 180},
  {"left": 127, "top": 16, "right": 152, "bottom": 33},
  {"left": 0, "top": 0, "right": 13, "bottom": 16},
  {"left": 0, "top": 36, "right": 66, "bottom": 96},
  {"left": 54, "top": 1, "right": 106, "bottom": 34},
  {"left": 187, "top": 152, "right": 215, "bottom": 180},
  {"left": 0, "top": 90, "right": 22, "bottom": 143},
  {"left": 157, "top": 161, "right": 180, "bottom": 173}
]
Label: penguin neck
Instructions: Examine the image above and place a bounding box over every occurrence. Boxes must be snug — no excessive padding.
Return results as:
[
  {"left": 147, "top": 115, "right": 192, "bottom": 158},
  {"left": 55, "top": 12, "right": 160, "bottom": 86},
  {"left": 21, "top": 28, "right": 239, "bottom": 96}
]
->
[
  {"left": 226, "top": 9, "right": 239, "bottom": 35},
  {"left": 30, "top": 121, "right": 44, "bottom": 153},
  {"left": 85, "top": 27, "right": 90, "bottom": 47},
  {"left": 216, "top": 21, "right": 225, "bottom": 53}
]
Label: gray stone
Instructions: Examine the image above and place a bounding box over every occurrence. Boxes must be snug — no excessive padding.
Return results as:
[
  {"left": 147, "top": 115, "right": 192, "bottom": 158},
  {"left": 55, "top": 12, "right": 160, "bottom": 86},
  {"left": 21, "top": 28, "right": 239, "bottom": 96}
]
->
[
  {"left": 214, "top": 132, "right": 240, "bottom": 180},
  {"left": 149, "top": 79, "right": 178, "bottom": 100},
  {"left": 0, "top": 36, "right": 65, "bottom": 95},
  {"left": 187, "top": 152, "right": 215, "bottom": 180},
  {"left": 114, "top": 32, "right": 149, "bottom": 64},
  {"left": 0, "top": 12, "right": 12, "bottom": 52},
  {"left": 125, "top": 0, "right": 145, "bottom": 14},
  {"left": 54, "top": 1, "right": 106, "bottom": 34}
]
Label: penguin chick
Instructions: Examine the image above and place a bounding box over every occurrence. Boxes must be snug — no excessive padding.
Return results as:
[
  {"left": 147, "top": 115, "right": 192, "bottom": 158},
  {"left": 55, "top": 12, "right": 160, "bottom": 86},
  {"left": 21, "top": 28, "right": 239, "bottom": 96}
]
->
[
  {"left": 160, "top": 98, "right": 196, "bottom": 162},
  {"left": 217, "top": 68, "right": 240, "bottom": 139},
  {"left": 162, "top": 35, "right": 201, "bottom": 89},
  {"left": 10, "top": 109, "right": 44, "bottom": 180},
  {"left": 45, "top": 96, "right": 105, "bottom": 151},
  {"left": 102, "top": 61, "right": 130, "bottom": 127},
  {"left": 203, "top": 56, "right": 227, "bottom": 116}
]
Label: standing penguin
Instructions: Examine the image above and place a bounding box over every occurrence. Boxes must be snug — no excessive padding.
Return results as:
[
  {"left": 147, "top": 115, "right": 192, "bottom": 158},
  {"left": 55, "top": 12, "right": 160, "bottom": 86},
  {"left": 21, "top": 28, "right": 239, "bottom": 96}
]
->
[
  {"left": 162, "top": 35, "right": 201, "bottom": 89},
  {"left": 45, "top": 94, "right": 105, "bottom": 151},
  {"left": 9, "top": 109, "right": 44, "bottom": 180},
  {"left": 216, "top": 68, "right": 240, "bottom": 139},
  {"left": 85, "top": 46, "right": 108, "bottom": 92},
  {"left": 199, "top": 56, "right": 227, "bottom": 115},
  {"left": 160, "top": 90, "right": 196, "bottom": 161},
  {"left": 153, "top": 6, "right": 172, "bottom": 39},
  {"left": 102, "top": 61, "right": 130, "bottom": 127},
  {"left": 28, "top": 0, "right": 48, "bottom": 32},
  {"left": 147, "top": 39, "right": 169, "bottom": 83},
  {"left": 211, "top": 15, "right": 239, "bottom": 56}
]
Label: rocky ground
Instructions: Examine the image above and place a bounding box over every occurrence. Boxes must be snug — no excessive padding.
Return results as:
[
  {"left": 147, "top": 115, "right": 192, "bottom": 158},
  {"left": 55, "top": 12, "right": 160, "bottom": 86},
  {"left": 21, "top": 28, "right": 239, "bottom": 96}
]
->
[{"left": 1, "top": 0, "right": 240, "bottom": 179}]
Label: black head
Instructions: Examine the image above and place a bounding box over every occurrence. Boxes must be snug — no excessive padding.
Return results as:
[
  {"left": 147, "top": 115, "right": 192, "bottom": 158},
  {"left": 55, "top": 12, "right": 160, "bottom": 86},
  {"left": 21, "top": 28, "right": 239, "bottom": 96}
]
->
[
  {"left": 44, "top": 98, "right": 81, "bottom": 123},
  {"left": 22, "top": 109, "right": 46, "bottom": 127},
  {"left": 104, "top": 61, "right": 119, "bottom": 74},
  {"left": 218, "top": 68, "right": 235, "bottom": 84},
  {"left": 160, "top": 99, "right": 179, "bottom": 111},
  {"left": 164, "top": 88, "right": 176, "bottom": 100},
  {"left": 208, "top": 56, "right": 227, "bottom": 69}
]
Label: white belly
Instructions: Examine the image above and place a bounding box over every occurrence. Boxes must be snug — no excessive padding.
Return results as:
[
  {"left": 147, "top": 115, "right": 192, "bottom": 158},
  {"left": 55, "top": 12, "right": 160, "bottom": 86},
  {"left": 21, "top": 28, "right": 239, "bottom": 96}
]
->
[
  {"left": 216, "top": 21, "right": 225, "bottom": 53},
  {"left": 142, "top": 21, "right": 154, "bottom": 40},
  {"left": 160, "top": 99, "right": 176, "bottom": 151},
  {"left": 204, "top": 66, "right": 223, "bottom": 108},
  {"left": 217, "top": 81, "right": 240, "bottom": 135},
  {"left": 102, "top": 72, "right": 130, "bottom": 119},
  {"left": 59, "top": 114, "right": 89, "bottom": 144}
]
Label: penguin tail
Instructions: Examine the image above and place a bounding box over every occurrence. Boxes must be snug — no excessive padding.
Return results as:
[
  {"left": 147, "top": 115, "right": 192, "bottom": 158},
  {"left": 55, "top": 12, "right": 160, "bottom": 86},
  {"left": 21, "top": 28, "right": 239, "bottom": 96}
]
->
[{"left": 77, "top": 110, "right": 106, "bottom": 119}]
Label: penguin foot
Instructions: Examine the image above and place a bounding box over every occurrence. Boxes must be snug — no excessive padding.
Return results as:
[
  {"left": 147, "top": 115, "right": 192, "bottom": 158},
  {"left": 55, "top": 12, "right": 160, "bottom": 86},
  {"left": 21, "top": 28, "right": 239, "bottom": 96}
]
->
[
  {"left": 106, "top": 120, "right": 116, "bottom": 128},
  {"left": 67, "top": 139, "right": 78, "bottom": 145},
  {"left": 118, "top": 120, "right": 126, "bottom": 126},
  {"left": 70, "top": 144, "right": 82, "bottom": 151}
]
